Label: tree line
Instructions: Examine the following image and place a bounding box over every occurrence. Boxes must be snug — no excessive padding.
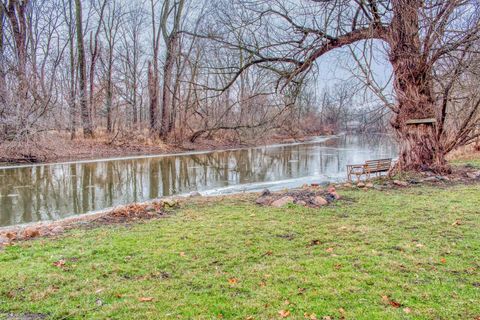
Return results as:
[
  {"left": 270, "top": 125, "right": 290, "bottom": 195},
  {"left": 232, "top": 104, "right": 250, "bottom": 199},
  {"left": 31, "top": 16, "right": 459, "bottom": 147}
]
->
[{"left": 1, "top": 0, "right": 479, "bottom": 171}]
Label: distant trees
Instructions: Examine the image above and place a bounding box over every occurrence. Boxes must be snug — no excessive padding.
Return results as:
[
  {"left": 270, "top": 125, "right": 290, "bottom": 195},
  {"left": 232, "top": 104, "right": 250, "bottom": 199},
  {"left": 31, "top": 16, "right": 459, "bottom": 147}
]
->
[{"left": 0, "top": 0, "right": 479, "bottom": 170}]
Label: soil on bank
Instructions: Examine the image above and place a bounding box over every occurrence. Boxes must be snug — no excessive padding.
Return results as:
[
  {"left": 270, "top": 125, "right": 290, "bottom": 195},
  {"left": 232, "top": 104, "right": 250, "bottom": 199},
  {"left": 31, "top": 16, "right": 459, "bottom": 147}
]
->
[{"left": 0, "top": 131, "right": 322, "bottom": 165}]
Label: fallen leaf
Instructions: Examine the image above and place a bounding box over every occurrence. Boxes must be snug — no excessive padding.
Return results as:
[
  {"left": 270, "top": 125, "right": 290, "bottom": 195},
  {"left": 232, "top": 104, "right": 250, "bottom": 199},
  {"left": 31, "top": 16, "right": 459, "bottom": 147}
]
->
[
  {"left": 245, "top": 317, "right": 254, "bottom": 320},
  {"left": 53, "top": 259, "right": 66, "bottom": 268},
  {"left": 440, "top": 257, "right": 447, "bottom": 264},
  {"left": 389, "top": 300, "right": 401, "bottom": 308},
  {"left": 179, "top": 252, "right": 186, "bottom": 257},
  {"left": 382, "top": 295, "right": 402, "bottom": 308},
  {"left": 403, "top": 307, "right": 412, "bottom": 314},
  {"left": 259, "top": 281, "right": 267, "bottom": 287},
  {"left": 304, "top": 313, "right": 317, "bottom": 320},
  {"left": 5, "top": 232, "right": 16, "bottom": 240},
  {"left": 228, "top": 277, "right": 238, "bottom": 284},
  {"left": 278, "top": 310, "right": 290, "bottom": 318},
  {"left": 138, "top": 297, "right": 154, "bottom": 302},
  {"left": 334, "top": 264, "right": 342, "bottom": 270},
  {"left": 309, "top": 239, "right": 321, "bottom": 246},
  {"left": 263, "top": 250, "right": 273, "bottom": 256},
  {"left": 452, "top": 220, "right": 462, "bottom": 226},
  {"left": 326, "top": 247, "right": 334, "bottom": 253},
  {"left": 322, "top": 316, "right": 332, "bottom": 320},
  {"left": 284, "top": 300, "right": 290, "bottom": 305}
]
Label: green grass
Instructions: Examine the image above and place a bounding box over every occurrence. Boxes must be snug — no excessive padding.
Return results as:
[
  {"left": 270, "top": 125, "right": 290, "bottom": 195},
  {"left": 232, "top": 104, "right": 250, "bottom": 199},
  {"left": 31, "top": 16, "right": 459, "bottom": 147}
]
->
[
  {"left": 452, "top": 159, "right": 480, "bottom": 168},
  {"left": 450, "top": 153, "right": 480, "bottom": 168},
  {"left": 1, "top": 185, "right": 480, "bottom": 319}
]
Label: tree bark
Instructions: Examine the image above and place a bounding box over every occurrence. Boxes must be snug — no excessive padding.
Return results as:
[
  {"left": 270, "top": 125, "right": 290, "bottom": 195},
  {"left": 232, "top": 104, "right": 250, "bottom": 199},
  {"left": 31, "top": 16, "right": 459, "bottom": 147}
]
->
[
  {"left": 74, "top": 0, "right": 93, "bottom": 138},
  {"left": 68, "top": 0, "right": 76, "bottom": 139},
  {"left": 148, "top": 60, "right": 159, "bottom": 133},
  {"left": 159, "top": 33, "right": 177, "bottom": 139},
  {"left": 0, "top": 3, "right": 6, "bottom": 105},
  {"left": 4, "top": 0, "right": 28, "bottom": 99},
  {"left": 387, "top": 0, "right": 447, "bottom": 172}
]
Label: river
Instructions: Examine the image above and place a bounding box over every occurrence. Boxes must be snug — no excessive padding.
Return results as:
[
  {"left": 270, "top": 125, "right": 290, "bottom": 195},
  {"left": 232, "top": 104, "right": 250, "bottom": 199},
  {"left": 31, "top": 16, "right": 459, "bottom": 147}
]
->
[{"left": 0, "top": 134, "right": 397, "bottom": 227}]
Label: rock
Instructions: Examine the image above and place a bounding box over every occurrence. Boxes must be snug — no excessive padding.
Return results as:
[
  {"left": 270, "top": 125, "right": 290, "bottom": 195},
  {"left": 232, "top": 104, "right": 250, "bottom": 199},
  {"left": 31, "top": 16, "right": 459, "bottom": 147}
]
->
[
  {"left": 327, "top": 186, "right": 336, "bottom": 193},
  {"left": 393, "top": 180, "right": 409, "bottom": 187},
  {"left": 261, "top": 189, "right": 271, "bottom": 197},
  {"left": 312, "top": 196, "right": 328, "bottom": 206},
  {"left": 422, "top": 176, "right": 438, "bottom": 182},
  {"left": 301, "top": 184, "right": 309, "bottom": 189},
  {"left": 296, "top": 200, "right": 307, "bottom": 206},
  {"left": 51, "top": 226, "right": 65, "bottom": 234},
  {"left": 357, "top": 182, "right": 366, "bottom": 188},
  {"left": 189, "top": 191, "right": 202, "bottom": 197},
  {"left": 343, "top": 183, "right": 353, "bottom": 188},
  {"left": 23, "top": 227, "right": 40, "bottom": 239},
  {"left": 373, "top": 185, "right": 383, "bottom": 191},
  {"left": 466, "top": 171, "right": 480, "bottom": 179},
  {"left": 38, "top": 226, "right": 51, "bottom": 236},
  {"left": 436, "top": 175, "right": 450, "bottom": 181},
  {"left": 271, "top": 196, "right": 294, "bottom": 208},
  {"left": 329, "top": 191, "right": 341, "bottom": 200},
  {"left": 162, "top": 198, "right": 178, "bottom": 208},
  {"left": 145, "top": 205, "right": 156, "bottom": 212},
  {"left": 365, "top": 182, "right": 374, "bottom": 188},
  {"left": 256, "top": 196, "right": 273, "bottom": 206}
]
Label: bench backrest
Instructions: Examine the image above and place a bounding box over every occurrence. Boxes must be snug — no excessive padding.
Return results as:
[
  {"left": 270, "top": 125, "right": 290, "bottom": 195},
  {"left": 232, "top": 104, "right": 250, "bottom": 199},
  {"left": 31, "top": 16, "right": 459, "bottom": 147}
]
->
[{"left": 365, "top": 159, "right": 392, "bottom": 172}]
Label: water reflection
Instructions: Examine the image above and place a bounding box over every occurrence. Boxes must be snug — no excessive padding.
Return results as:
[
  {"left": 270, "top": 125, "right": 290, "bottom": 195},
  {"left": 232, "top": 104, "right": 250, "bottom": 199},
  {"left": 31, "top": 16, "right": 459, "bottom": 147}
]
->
[{"left": 0, "top": 135, "right": 396, "bottom": 227}]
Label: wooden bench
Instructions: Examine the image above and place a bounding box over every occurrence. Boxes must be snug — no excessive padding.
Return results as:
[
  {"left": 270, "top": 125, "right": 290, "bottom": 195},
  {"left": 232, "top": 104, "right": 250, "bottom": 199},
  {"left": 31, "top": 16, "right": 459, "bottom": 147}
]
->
[{"left": 347, "top": 158, "right": 393, "bottom": 182}]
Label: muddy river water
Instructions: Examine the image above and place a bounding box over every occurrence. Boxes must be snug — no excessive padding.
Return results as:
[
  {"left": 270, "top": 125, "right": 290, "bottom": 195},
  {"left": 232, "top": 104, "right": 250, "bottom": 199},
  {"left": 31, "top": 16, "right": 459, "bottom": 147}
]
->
[{"left": 0, "top": 134, "right": 397, "bottom": 227}]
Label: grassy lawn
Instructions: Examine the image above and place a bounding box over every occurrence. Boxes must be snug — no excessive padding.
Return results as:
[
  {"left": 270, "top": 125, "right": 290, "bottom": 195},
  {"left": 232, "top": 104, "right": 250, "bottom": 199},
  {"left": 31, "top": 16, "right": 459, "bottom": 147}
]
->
[{"left": 1, "top": 184, "right": 480, "bottom": 319}]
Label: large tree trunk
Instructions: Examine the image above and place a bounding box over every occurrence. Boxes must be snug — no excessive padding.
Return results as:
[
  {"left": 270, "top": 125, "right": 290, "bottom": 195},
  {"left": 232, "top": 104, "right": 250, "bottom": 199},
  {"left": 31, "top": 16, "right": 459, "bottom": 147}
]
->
[
  {"left": 74, "top": 0, "right": 93, "bottom": 138},
  {"left": 388, "top": 0, "right": 447, "bottom": 172},
  {"left": 159, "top": 34, "right": 177, "bottom": 139},
  {"left": 148, "top": 60, "right": 159, "bottom": 134},
  {"left": 68, "top": 0, "right": 76, "bottom": 140},
  {"left": 105, "top": 49, "right": 114, "bottom": 133},
  {"left": 0, "top": 4, "right": 6, "bottom": 105},
  {"left": 5, "top": 0, "right": 28, "bottom": 99}
]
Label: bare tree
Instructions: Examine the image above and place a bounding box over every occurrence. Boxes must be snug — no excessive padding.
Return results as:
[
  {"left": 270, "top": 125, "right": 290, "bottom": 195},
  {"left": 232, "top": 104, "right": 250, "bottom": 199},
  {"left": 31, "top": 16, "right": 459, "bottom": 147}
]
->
[
  {"left": 118, "top": 4, "right": 146, "bottom": 127},
  {"left": 74, "top": 0, "right": 93, "bottom": 138},
  {"left": 100, "top": 0, "right": 123, "bottom": 133},
  {"left": 209, "top": 0, "right": 480, "bottom": 172},
  {"left": 159, "top": 0, "right": 185, "bottom": 139}
]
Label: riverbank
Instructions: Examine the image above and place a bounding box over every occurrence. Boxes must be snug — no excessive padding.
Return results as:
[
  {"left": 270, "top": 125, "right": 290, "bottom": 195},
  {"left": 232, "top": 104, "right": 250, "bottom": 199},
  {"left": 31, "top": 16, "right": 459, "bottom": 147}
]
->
[
  {"left": 1, "top": 160, "right": 479, "bottom": 319},
  {"left": 0, "top": 131, "right": 324, "bottom": 165}
]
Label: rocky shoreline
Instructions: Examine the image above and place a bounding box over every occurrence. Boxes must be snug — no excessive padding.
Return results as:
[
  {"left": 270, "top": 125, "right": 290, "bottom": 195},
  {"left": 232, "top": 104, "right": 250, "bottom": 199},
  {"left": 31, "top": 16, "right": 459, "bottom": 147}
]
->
[{"left": 0, "top": 198, "right": 179, "bottom": 248}]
